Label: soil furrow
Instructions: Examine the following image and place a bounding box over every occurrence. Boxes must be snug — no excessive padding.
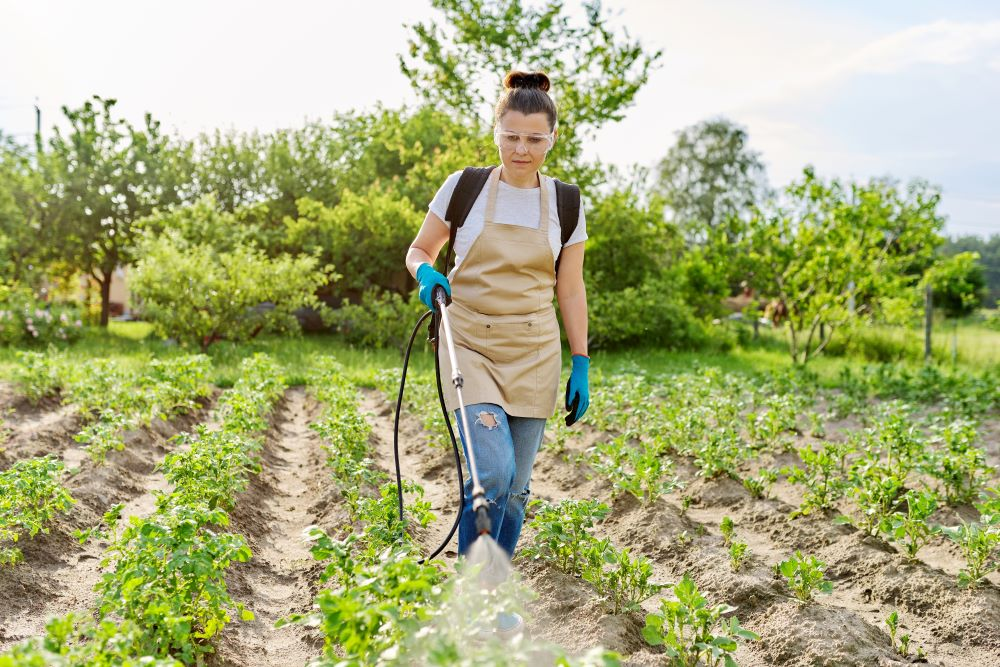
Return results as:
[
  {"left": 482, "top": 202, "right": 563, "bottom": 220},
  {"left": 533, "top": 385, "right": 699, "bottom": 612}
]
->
[{"left": 211, "top": 387, "right": 331, "bottom": 667}]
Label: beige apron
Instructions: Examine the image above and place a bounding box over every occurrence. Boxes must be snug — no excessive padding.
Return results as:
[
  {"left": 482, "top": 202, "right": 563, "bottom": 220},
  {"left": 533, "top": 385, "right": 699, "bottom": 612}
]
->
[{"left": 439, "top": 167, "right": 562, "bottom": 419}]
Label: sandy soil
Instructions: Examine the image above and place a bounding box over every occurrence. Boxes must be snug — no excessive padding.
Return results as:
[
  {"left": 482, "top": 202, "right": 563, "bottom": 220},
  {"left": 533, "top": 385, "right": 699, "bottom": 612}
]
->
[
  {"left": 2, "top": 375, "right": 998, "bottom": 667},
  {"left": 0, "top": 384, "right": 214, "bottom": 652}
]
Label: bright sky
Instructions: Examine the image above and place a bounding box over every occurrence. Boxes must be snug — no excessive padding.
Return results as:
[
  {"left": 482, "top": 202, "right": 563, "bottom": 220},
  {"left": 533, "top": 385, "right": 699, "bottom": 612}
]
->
[{"left": 2, "top": 0, "right": 998, "bottom": 237}]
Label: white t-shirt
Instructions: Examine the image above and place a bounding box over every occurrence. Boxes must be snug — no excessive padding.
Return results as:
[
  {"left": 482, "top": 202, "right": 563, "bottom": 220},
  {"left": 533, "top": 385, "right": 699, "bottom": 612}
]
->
[{"left": 428, "top": 170, "right": 588, "bottom": 279}]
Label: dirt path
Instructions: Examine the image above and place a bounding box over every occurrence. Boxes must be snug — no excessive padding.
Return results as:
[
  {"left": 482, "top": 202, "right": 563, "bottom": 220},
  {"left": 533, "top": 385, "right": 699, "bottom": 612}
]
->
[
  {"left": 211, "top": 388, "right": 333, "bottom": 667},
  {"left": 361, "top": 387, "right": 466, "bottom": 564}
]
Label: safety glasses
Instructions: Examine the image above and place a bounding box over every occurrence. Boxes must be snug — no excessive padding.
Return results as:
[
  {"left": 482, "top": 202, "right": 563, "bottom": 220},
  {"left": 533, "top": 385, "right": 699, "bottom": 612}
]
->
[{"left": 493, "top": 128, "right": 555, "bottom": 152}]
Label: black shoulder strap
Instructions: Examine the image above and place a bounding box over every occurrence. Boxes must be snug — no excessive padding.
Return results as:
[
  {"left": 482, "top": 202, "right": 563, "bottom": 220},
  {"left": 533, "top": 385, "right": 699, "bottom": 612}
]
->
[
  {"left": 553, "top": 178, "right": 581, "bottom": 275},
  {"left": 441, "top": 166, "right": 495, "bottom": 276}
]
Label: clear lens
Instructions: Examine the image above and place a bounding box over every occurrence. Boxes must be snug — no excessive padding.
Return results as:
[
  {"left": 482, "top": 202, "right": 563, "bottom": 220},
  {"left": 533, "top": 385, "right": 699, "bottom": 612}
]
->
[{"left": 494, "top": 130, "right": 552, "bottom": 152}]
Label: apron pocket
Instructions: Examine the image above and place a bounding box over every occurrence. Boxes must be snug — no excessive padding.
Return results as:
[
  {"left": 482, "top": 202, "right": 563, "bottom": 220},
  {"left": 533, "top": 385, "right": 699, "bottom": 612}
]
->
[{"left": 486, "top": 320, "right": 540, "bottom": 364}]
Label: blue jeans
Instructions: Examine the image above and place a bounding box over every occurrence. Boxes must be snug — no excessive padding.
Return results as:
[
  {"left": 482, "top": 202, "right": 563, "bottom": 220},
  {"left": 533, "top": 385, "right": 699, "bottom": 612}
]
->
[{"left": 454, "top": 402, "right": 546, "bottom": 558}]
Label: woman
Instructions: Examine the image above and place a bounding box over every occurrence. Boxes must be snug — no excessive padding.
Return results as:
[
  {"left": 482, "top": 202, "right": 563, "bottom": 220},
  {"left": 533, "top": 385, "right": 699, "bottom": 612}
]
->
[{"left": 404, "top": 70, "right": 590, "bottom": 635}]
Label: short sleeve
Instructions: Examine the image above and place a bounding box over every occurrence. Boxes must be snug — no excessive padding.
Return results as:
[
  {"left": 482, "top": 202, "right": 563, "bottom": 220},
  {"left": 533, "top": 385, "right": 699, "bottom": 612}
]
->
[
  {"left": 563, "top": 205, "right": 588, "bottom": 247},
  {"left": 428, "top": 171, "right": 464, "bottom": 228}
]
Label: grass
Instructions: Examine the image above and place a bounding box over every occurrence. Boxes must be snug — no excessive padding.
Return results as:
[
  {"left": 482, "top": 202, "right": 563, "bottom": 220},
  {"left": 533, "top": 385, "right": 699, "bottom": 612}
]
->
[{"left": 1, "top": 315, "right": 995, "bottom": 392}]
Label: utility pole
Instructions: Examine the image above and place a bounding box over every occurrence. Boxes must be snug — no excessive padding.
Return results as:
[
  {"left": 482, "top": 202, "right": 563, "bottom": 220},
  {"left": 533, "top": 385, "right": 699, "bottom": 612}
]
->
[
  {"left": 34, "top": 98, "right": 42, "bottom": 160},
  {"left": 924, "top": 283, "right": 932, "bottom": 362}
]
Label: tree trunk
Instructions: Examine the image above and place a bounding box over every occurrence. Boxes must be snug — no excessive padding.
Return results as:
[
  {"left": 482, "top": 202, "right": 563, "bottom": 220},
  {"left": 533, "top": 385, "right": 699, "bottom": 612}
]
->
[{"left": 98, "top": 270, "right": 112, "bottom": 327}]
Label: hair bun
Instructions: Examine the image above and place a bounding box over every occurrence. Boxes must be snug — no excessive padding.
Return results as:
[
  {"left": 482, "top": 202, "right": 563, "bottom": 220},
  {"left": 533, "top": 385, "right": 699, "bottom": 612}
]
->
[{"left": 504, "top": 70, "right": 551, "bottom": 92}]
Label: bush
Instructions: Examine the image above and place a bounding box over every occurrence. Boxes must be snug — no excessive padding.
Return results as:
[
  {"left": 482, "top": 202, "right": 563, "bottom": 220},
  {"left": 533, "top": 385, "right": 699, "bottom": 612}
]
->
[
  {"left": 328, "top": 288, "right": 427, "bottom": 349},
  {"left": 284, "top": 186, "right": 422, "bottom": 300},
  {"left": 0, "top": 284, "right": 83, "bottom": 346},
  {"left": 131, "top": 230, "right": 335, "bottom": 349},
  {"left": 588, "top": 276, "right": 727, "bottom": 350},
  {"left": 983, "top": 309, "right": 1000, "bottom": 332}
]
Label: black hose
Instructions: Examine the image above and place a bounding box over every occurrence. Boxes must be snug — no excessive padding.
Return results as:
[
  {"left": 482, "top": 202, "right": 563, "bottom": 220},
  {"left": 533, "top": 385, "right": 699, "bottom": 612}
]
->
[{"left": 393, "top": 307, "right": 465, "bottom": 564}]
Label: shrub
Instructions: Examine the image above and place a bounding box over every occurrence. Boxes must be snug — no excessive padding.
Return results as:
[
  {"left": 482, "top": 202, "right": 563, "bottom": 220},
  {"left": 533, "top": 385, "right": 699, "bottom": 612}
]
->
[
  {"left": 588, "top": 276, "right": 725, "bottom": 351},
  {"left": 328, "top": 288, "right": 426, "bottom": 349},
  {"left": 131, "top": 229, "right": 335, "bottom": 349},
  {"left": 0, "top": 284, "right": 83, "bottom": 346},
  {"left": 284, "top": 186, "right": 421, "bottom": 299}
]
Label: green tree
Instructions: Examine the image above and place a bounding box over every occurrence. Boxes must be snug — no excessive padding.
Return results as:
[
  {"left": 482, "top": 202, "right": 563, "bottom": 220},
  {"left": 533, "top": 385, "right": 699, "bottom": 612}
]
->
[
  {"left": 399, "top": 0, "right": 661, "bottom": 188},
  {"left": 283, "top": 186, "right": 423, "bottom": 301},
  {"left": 333, "top": 105, "right": 490, "bottom": 208},
  {"left": 924, "top": 251, "right": 988, "bottom": 317},
  {"left": 41, "top": 96, "right": 186, "bottom": 325},
  {"left": 656, "top": 117, "right": 770, "bottom": 240},
  {"left": 584, "top": 188, "right": 676, "bottom": 294},
  {"left": 0, "top": 134, "right": 45, "bottom": 284},
  {"left": 184, "top": 128, "right": 272, "bottom": 214},
  {"left": 744, "top": 167, "right": 945, "bottom": 364},
  {"left": 940, "top": 234, "right": 1000, "bottom": 306}
]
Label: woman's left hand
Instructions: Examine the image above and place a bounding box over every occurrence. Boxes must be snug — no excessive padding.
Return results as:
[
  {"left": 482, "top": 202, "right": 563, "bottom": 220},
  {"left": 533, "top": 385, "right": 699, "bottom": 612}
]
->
[{"left": 565, "top": 354, "right": 590, "bottom": 425}]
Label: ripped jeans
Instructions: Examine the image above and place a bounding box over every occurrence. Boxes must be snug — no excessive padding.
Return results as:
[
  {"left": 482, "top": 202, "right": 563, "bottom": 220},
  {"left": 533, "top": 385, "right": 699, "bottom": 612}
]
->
[{"left": 453, "top": 402, "right": 546, "bottom": 558}]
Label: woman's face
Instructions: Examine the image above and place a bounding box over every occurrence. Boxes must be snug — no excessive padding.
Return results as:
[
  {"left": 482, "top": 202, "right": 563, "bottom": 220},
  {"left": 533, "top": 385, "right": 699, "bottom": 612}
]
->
[{"left": 495, "top": 110, "right": 556, "bottom": 180}]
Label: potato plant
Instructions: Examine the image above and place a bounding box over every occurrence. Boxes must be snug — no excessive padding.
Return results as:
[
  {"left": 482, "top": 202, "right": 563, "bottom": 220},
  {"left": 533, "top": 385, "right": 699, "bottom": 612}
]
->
[
  {"left": 777, "top": 551, "right": 833, "bottom": 602},
  {"left": 159, "top": 427, "right": 262, "bottom": 511},
  {"left": 729, "top": 541, "right": 749, "bottom": 572},
  {"left": 941, "top": 520, "right": 1000, "bottom": 589},
  {"left": 0, "top": 455, "right": 75, "bottom": 566},
  {"left": 0, "top": 612, "right": 182, "bottom": 667},
  {"left": 741, "top": 468, "right": 777, "bottom": 499},
  {"left": 522, "top": 498, "right": 611, "bottom": 576},
  {"left": 582, "top": 539, "right": 663, "bottom": 614},
  {"left": 587, "top": 434, "right": 680, "bottom": 505},
  {"left": 842, "top": 464, "right": 904, "bottom": 536},
  {"left": 883, "top": 490, "right": 940, "bottom": 560},
  {"left": 94, "top": 505, "right": 254, "bottom": 663},
  {"left": 783, "top": 442, "right": 853, "bottom": 517},
  {"left": 76, "top": 353, "right": 284, "bottom": 662},
  {"left": 73, "top": 409, "right": 130, "bottom": 462},
  {"left": 643, "top": 573, "right": 759, "bottom": 666},
  {"left": 11, "top": 350, "right": 62, "bottom": 402}
]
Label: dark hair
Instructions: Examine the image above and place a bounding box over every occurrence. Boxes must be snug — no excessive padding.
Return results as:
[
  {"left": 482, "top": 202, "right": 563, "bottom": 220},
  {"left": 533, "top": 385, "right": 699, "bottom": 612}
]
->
[{"left": 495, "top": 70, "right": 557, "bottom": 130}]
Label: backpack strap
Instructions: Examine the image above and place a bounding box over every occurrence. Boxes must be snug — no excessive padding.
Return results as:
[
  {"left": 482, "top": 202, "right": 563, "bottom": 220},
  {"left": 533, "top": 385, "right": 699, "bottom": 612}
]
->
[
  {"left": 441, "top": 166, "right": 495, "bottom": 277},
  {"left": 553, "top": 178, "right": 581, "bottom": 276}
]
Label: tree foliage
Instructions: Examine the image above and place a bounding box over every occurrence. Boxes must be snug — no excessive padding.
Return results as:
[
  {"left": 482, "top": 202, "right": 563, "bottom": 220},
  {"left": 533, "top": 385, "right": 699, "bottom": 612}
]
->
[
  {"left": 743, "top": 168, "right": 945, "bottom": 364},
  {"left": 924, "top": 251, "right": 988, "bottom": 318},
  {"left": 399, "top": 0, "right": 661, "bottom": 188},
  {"left": 940, "top": 234, "right": 1000, "bottom": 307},
  {"left": 0, "top": 134, "right": 45, "bottom": 284},
  {"left": 41, "top": 96, "right": 187, "bottom": 325},
  {"left": 284, "top": 186, "right": 423, "bottom": 300},
  {"left": 656, "top": 117, "right": 770, "bottom": 239}
]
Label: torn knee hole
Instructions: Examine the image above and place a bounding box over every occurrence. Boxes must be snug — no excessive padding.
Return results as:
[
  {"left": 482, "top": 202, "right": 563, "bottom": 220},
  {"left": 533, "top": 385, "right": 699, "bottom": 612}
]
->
[{"left": 475, "top": 411, "right": 499, "bottom": 429}]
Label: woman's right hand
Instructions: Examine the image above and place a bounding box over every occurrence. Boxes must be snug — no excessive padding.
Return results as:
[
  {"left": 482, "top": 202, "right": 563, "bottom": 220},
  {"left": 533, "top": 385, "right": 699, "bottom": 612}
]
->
[{"left": 416, "top": 263, "right": 451, "bottom": 311}]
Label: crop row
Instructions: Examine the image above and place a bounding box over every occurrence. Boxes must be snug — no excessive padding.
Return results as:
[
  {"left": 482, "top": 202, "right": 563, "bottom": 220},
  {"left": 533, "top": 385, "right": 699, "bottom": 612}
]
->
[
  {"left": 0, "top": 456, "right": 74, "bottom": 566},
  {"left": 579, "top": 366, "right": 999, "bottom": 589},
  {"left": 13, "top": 351, "right": 214, "bottom": 461},
  {"left": 284, "top": 356, "right": 619, "bottom": 667},
  {"left": 371, "top": 367, "right": 452, "bottom": 450},
  {"left": 1, "top": 353, "right": 215, "bottom": 569},
  {"left": 0, "top": 353, "right": 286, "bottom": 666}
]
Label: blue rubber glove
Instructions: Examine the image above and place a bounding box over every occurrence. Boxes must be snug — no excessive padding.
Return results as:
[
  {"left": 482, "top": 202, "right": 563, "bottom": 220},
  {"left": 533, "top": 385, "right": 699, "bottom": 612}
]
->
[
  {"left": 565, "top": 354, "right": 590, "bottom": 426},
  {"left": 416, "top": 262, "right": 451, "bottom": 311}
]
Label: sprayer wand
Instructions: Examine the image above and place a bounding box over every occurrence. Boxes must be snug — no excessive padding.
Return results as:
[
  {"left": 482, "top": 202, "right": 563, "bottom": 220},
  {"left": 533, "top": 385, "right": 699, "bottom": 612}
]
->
[{"left": 433, "top": 286, "right": 491, "bottom": 537}]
